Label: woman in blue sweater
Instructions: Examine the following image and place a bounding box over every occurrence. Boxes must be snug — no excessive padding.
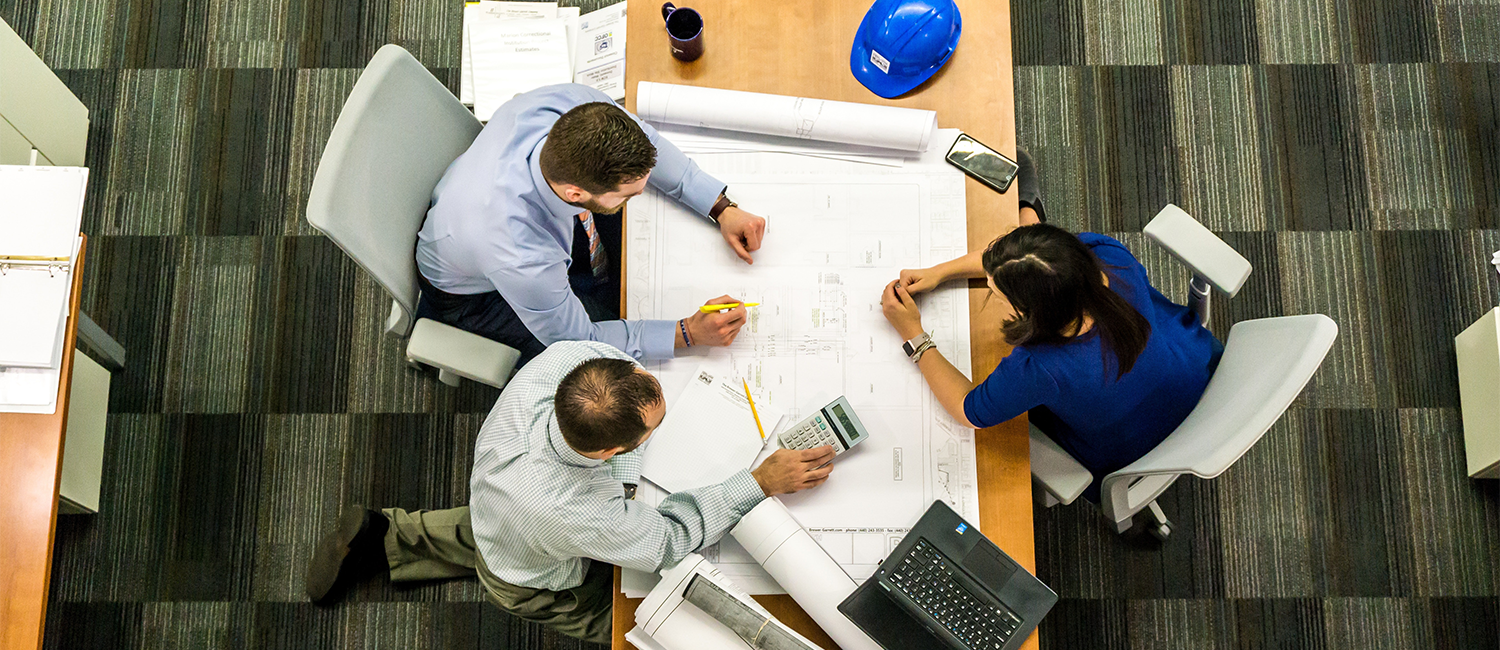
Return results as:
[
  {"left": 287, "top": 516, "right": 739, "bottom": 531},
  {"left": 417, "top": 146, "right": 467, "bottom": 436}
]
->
[{"left": 881, "top": 218, "right": 1222, "bottom": 502}]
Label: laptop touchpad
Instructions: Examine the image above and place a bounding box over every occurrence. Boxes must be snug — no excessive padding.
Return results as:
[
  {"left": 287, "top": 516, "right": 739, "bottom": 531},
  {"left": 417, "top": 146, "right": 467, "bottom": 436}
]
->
[{"left": 964, "top": 545, "right": 1018, "bottom": 589}]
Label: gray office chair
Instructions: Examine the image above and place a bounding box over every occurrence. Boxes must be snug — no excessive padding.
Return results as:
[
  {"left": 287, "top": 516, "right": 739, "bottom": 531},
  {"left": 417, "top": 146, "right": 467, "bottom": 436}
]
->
[
  {"left": 1029, "top": 205, "right": 1338, "bottom": 540},
  {"left": 307, "top": 44, "right": 520, "bottom": 388}
]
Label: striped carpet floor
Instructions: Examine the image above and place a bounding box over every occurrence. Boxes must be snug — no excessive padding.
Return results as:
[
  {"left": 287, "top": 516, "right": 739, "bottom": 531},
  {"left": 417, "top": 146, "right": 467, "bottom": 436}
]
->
[{"left": 0, "top": 0, "right": 1496, "bottom": 647}]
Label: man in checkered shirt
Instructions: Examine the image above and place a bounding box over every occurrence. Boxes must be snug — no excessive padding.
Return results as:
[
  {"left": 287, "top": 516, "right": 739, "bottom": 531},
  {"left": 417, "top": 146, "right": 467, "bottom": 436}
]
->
[{"left": 305, "top": 341, "right": 835, "bottom": 642}]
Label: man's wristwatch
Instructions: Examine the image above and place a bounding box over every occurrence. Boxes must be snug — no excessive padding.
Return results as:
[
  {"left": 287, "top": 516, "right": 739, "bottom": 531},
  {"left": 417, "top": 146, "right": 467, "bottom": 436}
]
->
[
  {"left": 708, "top": 192, "right": 737, "bottom": 224},
  {"left": 623, "top": 483, "right": 638, "bottom": 500},
  {"left": 902, "top": 332, "right": 936, "bottom": 363}
]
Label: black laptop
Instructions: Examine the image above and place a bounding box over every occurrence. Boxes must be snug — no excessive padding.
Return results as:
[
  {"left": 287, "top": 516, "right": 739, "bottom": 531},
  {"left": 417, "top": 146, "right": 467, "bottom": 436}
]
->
[{"left": 838, "top": 501, "right": 1057, "bottom": 650}]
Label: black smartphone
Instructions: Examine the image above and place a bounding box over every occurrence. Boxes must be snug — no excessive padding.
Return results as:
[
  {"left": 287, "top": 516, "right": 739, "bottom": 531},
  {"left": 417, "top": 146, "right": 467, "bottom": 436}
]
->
[{"left": 945, "top": 133, "right": 1020, "bottom": 193}]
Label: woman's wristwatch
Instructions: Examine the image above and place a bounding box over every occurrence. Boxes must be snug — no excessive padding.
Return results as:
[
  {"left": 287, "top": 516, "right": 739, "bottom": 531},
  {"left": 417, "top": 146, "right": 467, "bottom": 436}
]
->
[{"left": 902, "top": 332, "right": 936, "bottom": 363}]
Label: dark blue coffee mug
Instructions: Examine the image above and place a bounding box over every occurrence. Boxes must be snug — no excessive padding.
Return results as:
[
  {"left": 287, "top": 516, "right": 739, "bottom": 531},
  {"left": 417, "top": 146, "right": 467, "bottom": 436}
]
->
[{"left": 662, "top": 3, "right": 704, "bottom": 62}]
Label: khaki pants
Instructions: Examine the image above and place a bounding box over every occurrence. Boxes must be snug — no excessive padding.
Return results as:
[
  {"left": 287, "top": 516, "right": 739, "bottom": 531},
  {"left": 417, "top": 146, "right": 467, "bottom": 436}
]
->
[{"left": 382, "top": 507, "right": 614, "bottom": 644}]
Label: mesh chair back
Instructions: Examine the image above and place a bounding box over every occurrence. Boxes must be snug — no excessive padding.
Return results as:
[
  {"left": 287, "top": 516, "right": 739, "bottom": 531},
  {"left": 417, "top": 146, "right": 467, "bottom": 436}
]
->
[{"left": 306, "top": 44, "right": 481, "bottom": 336}]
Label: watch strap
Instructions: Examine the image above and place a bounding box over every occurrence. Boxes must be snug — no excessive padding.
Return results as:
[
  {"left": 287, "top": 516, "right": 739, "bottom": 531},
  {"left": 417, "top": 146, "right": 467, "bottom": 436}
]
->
[
  {"left": 910, "top": 340, "right": 936, "bottom": 363},
  {"left": 709, "top": 193, "right": 735, "bottom": 223},
  {"left": 902, "top": 332, "right": 933, "bottom": 358}
]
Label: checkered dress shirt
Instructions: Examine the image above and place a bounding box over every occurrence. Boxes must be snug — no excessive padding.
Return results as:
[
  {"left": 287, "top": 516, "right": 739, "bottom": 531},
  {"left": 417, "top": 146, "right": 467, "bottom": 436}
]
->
[{"left": 470, "top": 341, "right": 766, "bottom": 591}]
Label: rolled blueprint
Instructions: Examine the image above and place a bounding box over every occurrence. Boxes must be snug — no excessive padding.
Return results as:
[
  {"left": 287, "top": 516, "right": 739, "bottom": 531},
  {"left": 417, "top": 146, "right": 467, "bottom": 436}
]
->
[
  {"left": 637, "top": 553, "right": 826, "bottom": 650},
  {"left": 684, "top": 576, "right": 822, "bottom": 650},
  {"left": 730, "top": 499, "right": 882, "bottom": 650},
  {"left": 636, "top": 81, "right": 938, "bottom": 153}
]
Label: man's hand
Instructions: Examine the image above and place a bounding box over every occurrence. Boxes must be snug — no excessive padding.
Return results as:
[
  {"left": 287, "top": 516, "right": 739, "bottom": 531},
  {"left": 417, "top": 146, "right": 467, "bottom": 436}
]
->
[
  {"left": 718, "top": 206, "right": 766, "bottom": 264},
  {"left": 881, "top": 280, "right": 925, "bottom": 340},
  {"left": 681, "top": 295, "right": 748, "bottom": 347},
  {"left": 752, "top": 446, "right": 835, "bottom": 497}
]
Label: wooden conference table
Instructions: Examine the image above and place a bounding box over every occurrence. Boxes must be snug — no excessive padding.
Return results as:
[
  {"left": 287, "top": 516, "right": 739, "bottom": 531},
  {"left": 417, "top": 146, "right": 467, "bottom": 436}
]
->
[
  {"left": 614, "top": 1, "right": 1033, "bottom": 648},
  {"left": 0, "top": 237, "right": 86, "bottom": 650}
]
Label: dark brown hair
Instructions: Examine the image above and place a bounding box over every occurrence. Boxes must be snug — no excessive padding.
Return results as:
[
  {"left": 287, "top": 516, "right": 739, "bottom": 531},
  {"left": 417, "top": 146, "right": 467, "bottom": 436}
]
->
[
  {"left": 539, "top": 102, "right": 657, "bottom": 195},
  {"left": 981, "top": 224, "right": 1151, "bottom": 379},
  {"left": 554, "top": 358, "right": 663, "bottom": 453}
]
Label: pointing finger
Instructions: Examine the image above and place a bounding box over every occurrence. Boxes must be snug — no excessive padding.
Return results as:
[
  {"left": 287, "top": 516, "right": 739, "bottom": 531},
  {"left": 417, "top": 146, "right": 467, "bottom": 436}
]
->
[{"left": 728, "top": 236, "right": 753, "bottom": 264}]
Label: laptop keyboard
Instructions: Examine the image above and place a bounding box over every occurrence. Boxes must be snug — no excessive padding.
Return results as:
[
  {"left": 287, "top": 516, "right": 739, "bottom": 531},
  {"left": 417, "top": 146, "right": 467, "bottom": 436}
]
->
[{"left": 885, "top": 539, "right": 1023, "bottom": 650}]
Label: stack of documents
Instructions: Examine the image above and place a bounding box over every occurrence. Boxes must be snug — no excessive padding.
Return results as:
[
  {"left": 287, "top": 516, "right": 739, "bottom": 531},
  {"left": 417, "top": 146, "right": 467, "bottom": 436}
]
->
[
  {"left": 461, "top": 1, "right": 628, "bottom": 121},
  {"left": 640, "top": 364, "right": 785, "bottom": 494},
  {"left": 0, "top": 165, "right": 86, "bottom": 415}
]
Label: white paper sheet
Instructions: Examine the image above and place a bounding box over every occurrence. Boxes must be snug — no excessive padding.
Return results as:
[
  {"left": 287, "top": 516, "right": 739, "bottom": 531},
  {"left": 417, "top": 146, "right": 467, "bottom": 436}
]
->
[
  {"left": 460, "top": 2, "right": 558, "bottom": 106},
  {"left": 573, "top": 2, "right": 628, "bottom": 101},
  {"left": 0, "top": 266, "right": 71, "bottom": 368},
  {"left": 640, "top": 363, "right": 785, "bottom": 494},
  {"left": 624, "top": 627, "right": 669, "bottom": 650},
  {"left": 623, "top": 130, "right": 981, "bottom": 595},
  {"left": 636, "top": 82, "right": 938, "bottom": 153},
  {"left": 0, "top": 165, "right": 88, "bottom": 259},
  {"left": 558, "top": 6, "right": 581, "bottom": 71},
  {"left": 469, "top": 18, "right": 573, "bottom": 122}
]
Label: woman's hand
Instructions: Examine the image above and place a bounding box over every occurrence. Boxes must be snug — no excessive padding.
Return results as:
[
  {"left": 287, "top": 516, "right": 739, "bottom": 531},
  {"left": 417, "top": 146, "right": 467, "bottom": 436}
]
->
[
  {"left": 881, "top": 280, "right": 926, "bottom": 340},
  {"left": 896, "top": 265, "right": 947, "bottom": 295}
]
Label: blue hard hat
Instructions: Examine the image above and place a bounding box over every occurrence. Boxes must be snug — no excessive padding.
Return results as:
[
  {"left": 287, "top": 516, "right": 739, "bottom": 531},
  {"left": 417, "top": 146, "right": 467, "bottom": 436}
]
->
[{"left": 850, "top": 0, "right": 962, "bottom": 99}]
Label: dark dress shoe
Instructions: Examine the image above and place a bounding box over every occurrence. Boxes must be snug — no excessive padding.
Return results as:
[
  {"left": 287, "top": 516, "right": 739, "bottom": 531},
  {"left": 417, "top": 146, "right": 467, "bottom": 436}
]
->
[{"left": 306, "top": 506, "right": 390, "bottom": 605}]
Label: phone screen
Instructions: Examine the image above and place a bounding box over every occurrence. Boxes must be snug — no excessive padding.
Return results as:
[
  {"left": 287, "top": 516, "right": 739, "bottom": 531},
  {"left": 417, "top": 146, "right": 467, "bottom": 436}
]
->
[{"left": 945, "top": 134, "right": 1020, "bottom": 193}]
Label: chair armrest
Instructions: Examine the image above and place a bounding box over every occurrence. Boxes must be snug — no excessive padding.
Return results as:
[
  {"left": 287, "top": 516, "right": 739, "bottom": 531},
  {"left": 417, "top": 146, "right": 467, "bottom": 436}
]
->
[
  {"left": 1029, "top": 425, "right": 1091, "bottom": 506},
  {"left": 1143, "top": 204, "right": 1252, "bottom": 297},
  {"left": 405, "top": 318, "right": 520, "bottom": 389}
]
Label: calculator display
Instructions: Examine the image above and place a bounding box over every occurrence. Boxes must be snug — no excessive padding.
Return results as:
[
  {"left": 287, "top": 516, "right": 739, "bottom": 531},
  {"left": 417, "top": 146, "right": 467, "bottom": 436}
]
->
[{"left": 828, "top": 403, "right": 862, "bottom": 445}]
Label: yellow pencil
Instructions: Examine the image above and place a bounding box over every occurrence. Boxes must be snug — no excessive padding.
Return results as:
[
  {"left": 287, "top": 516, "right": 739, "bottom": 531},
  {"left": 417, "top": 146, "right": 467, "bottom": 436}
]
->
[
  {"left": 700, "top": 302, "right": 761, "bottom": 313},
  {"left": 742, "top": 379, "right": 766, "bottom": 440}
]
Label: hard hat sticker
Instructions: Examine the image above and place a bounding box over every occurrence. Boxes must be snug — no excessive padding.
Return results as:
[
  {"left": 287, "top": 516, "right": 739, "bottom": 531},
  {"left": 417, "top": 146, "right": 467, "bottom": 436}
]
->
[{"left": 869, "top": 49, "right": 891, "bottom": 74}]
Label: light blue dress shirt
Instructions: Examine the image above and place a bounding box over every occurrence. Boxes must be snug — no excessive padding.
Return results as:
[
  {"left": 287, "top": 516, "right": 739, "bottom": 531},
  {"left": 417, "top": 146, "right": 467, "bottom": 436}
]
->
[{"left": 416, "top": 84, "right": 727, "bottom": 361}]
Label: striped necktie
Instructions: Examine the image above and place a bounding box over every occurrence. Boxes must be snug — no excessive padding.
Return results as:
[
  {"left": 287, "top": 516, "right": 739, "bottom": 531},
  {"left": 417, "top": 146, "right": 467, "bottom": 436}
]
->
[{"left": 578, "top": 211, "right": 608, "bottom": 278}]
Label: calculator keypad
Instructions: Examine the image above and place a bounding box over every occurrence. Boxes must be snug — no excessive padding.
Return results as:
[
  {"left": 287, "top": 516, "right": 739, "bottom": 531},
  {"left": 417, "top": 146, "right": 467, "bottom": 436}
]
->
[{"left": 778, "top": 413, "right": 844, "bottom": 454}]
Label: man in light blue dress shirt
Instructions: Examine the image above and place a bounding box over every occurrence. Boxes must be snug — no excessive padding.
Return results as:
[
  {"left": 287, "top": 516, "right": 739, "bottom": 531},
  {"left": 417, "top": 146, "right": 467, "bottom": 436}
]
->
[{"left": 415, "top": 83, "right": 767, "bottom": 364}]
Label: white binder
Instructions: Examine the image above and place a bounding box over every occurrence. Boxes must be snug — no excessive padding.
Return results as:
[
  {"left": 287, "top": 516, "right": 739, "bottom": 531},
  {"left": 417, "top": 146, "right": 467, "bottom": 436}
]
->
[{"left": 0, "top": 165, "right": 87, "bottom": 369}]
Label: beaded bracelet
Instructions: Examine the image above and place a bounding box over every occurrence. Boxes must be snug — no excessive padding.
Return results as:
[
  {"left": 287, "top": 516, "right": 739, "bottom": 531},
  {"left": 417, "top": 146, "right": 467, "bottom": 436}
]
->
[{"left": 679, "top": 319, "right": 693, "bottom": 346}]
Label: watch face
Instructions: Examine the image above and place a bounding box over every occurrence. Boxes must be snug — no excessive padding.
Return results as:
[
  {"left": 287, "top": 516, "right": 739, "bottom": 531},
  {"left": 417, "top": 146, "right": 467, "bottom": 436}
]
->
[{"left": 902, "top": 341, "right": 916, "bottom": 356}]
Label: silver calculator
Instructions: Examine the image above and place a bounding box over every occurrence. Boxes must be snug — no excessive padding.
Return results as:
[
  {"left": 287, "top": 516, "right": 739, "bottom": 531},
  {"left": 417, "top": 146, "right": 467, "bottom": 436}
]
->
[{"left": 776, "top": 396, "right": 870, "bottom": 456}]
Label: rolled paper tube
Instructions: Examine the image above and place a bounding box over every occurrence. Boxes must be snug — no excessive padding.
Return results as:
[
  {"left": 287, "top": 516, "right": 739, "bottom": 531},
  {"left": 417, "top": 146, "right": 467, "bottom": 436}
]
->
[
  {"left": 637, "top": 82, "right": 938, "bottom": 153},
  {"left": 730, "top": 498, "right": 883, "bottom": 650}
]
